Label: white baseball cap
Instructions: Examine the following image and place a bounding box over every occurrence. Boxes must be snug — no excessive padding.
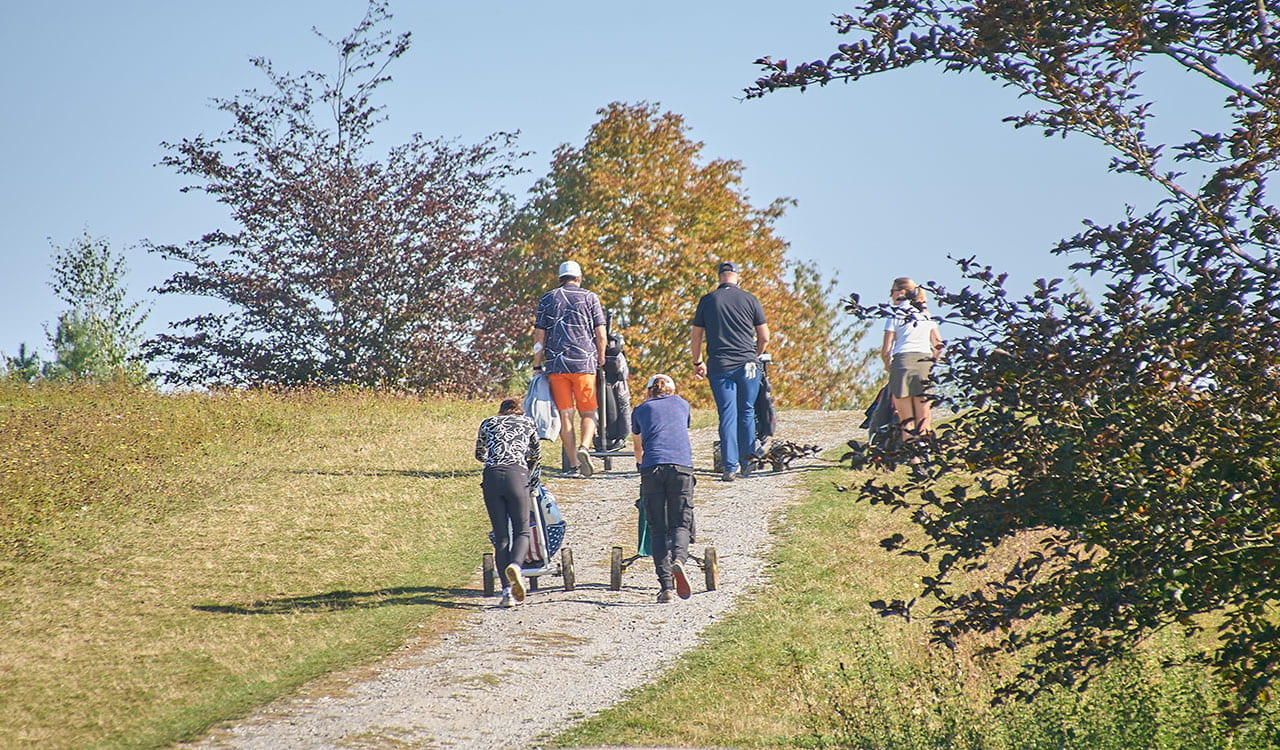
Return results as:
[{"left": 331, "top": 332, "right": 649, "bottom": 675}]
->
[
  {"left": 558, "top": 260, "right": 582, "bottom": 278},
  {"left": 645, "top": 373, "right": 674, "bottom": 389}
]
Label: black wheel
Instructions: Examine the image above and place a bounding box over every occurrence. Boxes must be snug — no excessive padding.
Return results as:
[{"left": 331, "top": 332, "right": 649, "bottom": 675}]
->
[
  {"left": 529, "top": 575, "right": 539, "bottom": 591},
  {"left": 482, "top": 552, "right": 496, "bottom": 596},
  {"left": 712, "top": 441, "right": 723, "bottom": 472},
  {"left": 610, "top": 546, "right": 623, "bottom": 591},
  {"left": 704, "top": 546, "right": 719, "bottom": 591},
  {"left": 562, "top": 548, "right": 576, "bottom": 591}
]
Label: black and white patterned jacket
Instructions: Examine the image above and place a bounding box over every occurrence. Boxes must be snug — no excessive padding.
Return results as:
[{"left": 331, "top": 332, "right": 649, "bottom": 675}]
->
[{"left": 474, "top": 414, "right": 541, "bottom": 471}]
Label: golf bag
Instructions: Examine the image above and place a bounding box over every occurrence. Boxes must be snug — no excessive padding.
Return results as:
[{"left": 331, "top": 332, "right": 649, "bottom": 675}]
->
[{"left": 597, "top": 329, "right": 632, "bottom": 451}]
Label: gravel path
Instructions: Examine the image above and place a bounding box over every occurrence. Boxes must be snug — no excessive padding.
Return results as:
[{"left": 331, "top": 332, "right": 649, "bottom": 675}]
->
[{"left": 190, "top": 410, "right": 856, "bottom": 750}]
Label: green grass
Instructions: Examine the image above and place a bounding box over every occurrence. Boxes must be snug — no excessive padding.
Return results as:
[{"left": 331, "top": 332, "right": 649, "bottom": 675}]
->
[
  {"left": 553, "top": 453, "right": 1280, "bottom": 749},
  {"left": 5, "top": 384, "right": 1278, "bottom": 748},
  {"left": 0, "top": 383, "right": 502, "bottom": 748}
]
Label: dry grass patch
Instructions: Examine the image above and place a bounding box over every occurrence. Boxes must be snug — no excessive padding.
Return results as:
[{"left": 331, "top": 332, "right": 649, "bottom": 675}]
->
[{"left": 0, "top": 385, "right": 497, "bottom": 748}]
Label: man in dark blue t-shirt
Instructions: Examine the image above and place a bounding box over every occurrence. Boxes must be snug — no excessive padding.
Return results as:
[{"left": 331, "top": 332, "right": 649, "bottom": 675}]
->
[
  {"left": 690, "top": 261, "right": 770, "bottom": 481},
  {"left": 632, "top": 373, "right": 696, "bottom": 603}
]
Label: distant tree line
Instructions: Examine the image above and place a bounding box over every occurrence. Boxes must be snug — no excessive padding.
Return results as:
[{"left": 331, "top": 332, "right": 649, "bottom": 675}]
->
[{"left": 78, "top": 0, "right": 868, "bottom": 406}]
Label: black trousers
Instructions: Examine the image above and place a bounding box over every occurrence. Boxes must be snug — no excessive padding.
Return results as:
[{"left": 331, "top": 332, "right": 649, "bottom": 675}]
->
[
  {"left": 482, "top": 464, "right": 531, "bottom": 587},
  {"left": 640, "top": 463, "right": 696, "bottom": 589}
]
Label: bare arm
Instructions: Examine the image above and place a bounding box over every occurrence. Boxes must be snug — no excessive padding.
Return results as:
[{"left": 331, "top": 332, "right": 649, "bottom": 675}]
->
[
  {"left": 881, "top": 330, "right": 895, "bottom": 367},
  {"left": 632, "top": 432, "right": 644, "bottom": 465},
  {"left": 755, "top": 324, "right": 770, "bottom": 356},
  {"left": 691, "top": 325, "right": 706, "bottom": 378},
  {"left": 532, "top": 328, "right": 546, "bottom": 368},
  {"left": 594, "top": 325, "right": 607, "bottom": 367}
]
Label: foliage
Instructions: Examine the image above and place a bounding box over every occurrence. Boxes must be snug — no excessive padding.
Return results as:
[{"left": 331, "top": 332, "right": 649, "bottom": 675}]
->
[
  {"left": 144, "top": 1, "right": 524, "bottom": 392},
  {"left": 39, "top": 232, "right": 150, "bottom": 383},
  {"left": 2, "top": 343, "right": 42, "bottom": 383},
  {"left": 488, "top": 101, "right": 874, "bottom": 408},
  {"left": 751, "top": 0, "right": 1280, "bottom": 725},
  {"left": 555, "top": 469, "right": 1280, "bottom": 748}
]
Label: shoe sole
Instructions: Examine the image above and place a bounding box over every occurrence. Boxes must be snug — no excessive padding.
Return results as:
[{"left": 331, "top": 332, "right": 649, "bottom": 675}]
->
[
  {"left": 576, "top": 447, "right": 594, "bottom": 477},
  {"left": 672, "top": 561, "right": 692, "bottom": 600},
  {"left": 506, "top": 564, "right": 526, "bottom": 602}
]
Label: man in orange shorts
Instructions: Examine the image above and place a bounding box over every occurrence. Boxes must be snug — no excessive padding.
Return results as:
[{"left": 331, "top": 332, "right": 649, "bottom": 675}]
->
[{"left": 532, "top": 260, "right": 607, "bottom": 477}]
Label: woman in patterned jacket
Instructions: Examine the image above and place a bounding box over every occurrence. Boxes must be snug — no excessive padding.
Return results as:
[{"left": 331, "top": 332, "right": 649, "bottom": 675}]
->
[{"left": 475, "top": 398, "right": 542, "bottom": 607}]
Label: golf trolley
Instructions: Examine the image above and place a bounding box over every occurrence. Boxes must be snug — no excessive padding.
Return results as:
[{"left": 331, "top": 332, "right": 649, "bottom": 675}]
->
[
  {"left": 482, "top": 469, "right": 576, "bottom": 595},
  {"left": 608, "top": 497, "right": 719, "bottom": 593}
]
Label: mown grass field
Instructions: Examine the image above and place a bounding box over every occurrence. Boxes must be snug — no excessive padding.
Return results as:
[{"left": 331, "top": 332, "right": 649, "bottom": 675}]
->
[
  {"left": 4, "top": 382, "right": 1278, "bottom": 749},
  {"left": 1, "top": 383, "right": 500, "bottom": 748}
]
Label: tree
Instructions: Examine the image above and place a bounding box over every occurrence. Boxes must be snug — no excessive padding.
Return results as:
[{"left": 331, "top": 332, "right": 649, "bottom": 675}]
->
[
  {"left": 43, "top": 232, "right": 150, "bottom": 383},
  {"left": 751, "top": 0, "right": 1280, "bottom": 724},
  {"left": 144, "top": 1, "right": 524, "bottom": 392},
  {"left": 2, "top": 343, "right": 42, "bottom": 383},
  {"left": 487, "top": 101, "right": 874, "bottom": 409}
]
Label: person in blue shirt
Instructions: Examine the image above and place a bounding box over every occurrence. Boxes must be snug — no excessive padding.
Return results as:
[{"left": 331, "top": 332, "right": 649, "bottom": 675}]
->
[{"left": 631, "top": 373, "right": 696, "bottom": 603}]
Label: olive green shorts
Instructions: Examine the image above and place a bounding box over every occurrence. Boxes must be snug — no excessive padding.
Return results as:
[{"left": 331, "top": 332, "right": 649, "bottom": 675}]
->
[{"left": 889, "top": 353, "right": 935, "bottom": 398}]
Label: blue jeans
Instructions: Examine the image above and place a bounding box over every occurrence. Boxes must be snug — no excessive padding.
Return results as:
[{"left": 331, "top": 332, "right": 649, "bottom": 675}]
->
[{"left": 709, "top": 362, "right": 761, "bottom": 473}]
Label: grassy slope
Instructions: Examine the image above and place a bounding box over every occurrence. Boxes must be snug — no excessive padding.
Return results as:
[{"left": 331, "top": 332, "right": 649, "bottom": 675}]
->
[
  {"left": 4, "top": 386, "right": 1277, "bottom": 749},
  {"left": 555, "top": 455, "right": 1280, "bottom": 750},
  {"left": 1, "top": 384, "right": 496, "bottom": 748}
]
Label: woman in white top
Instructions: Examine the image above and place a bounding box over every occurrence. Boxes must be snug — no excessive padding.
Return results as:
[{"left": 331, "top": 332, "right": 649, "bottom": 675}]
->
[{"left": 880, "top": 277, "right": 944, "bottom": 440}]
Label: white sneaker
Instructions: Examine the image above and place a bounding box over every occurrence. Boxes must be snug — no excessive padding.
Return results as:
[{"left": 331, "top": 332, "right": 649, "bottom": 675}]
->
[
  {"left": 506, "top": 564, "right": 527, "bottom": 603},
  {"left": 499, "top": 590, "right": 514, "bottom": 608}
]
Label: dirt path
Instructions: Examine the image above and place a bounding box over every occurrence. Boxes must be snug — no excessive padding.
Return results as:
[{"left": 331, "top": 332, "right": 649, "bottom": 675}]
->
[{"left": 190, "top": 411, "right": 855, "bottom": 749}]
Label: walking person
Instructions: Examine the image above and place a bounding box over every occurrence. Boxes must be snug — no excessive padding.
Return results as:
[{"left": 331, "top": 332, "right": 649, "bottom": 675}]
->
[
  {"left": 631, "top": 373, "right": 696, "bottom": 603},
  {"left": 690, "top": 261, "right": 770, "bottom": 481},
  {"left": 475, "top": 398, "right": 542, "bottom": 607},
  {"left": 880, "top": 277, "right": 944, "bottom": 470},
  {"left": 533, "top": 260, "right": 608, "bottom": 478}
]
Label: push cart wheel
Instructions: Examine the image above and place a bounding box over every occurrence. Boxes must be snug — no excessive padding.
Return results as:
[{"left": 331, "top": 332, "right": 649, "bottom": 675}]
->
[
  {"left": 712, "top": 441, "right": 723, "bottom": 473},
  {"left": 529, "top": 575, "right": 539, "bottom": 591},
  {"left": 562, "top": 548, "right": 576, "bottom": 591},
  {"left": 609, "top": 546, "right": 624, "bottom": 591},
  {"left": 703, "top": 546, "right": 719, "bottom": 591},
  {"left": 482, "top": 553, "right": 496, "bottom": 596}
]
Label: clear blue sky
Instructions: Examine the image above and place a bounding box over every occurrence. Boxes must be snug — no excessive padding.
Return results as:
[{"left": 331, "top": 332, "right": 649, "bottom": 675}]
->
[{"left": 1, "top": 1, "right": 1207, "bottom": 363}]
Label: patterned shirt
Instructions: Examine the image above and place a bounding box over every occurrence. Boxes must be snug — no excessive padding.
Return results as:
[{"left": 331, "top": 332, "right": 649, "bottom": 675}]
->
[
  {"left": 474, "top": 414, "right": 542, "bottom": 470},
  {"left": 534, "top": 282, "right": 607, "bottom": 374}
]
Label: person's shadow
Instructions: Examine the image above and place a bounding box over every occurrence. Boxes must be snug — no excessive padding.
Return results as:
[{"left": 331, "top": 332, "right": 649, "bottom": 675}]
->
[
  {"left": 193, "top": 585, "right": 486, "bottom": 615},
  {"left": 291, "top": 468, "right": 482, "bottom": 480}
]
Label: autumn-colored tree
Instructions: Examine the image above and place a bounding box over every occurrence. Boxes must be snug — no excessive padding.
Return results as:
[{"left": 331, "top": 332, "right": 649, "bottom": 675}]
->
[
  {"left": 752, "top": 0, "right": 1280, "bottom": 725},
  {"left": 486, "top": 101, "right": 872, "bottom": 409},
  {"left": 144, "top": 1, "right": 523, "bottom": 391}
]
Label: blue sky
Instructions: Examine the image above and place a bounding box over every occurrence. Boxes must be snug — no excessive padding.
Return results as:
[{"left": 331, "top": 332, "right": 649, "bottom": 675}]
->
[{"left": 1, "top": 1, "right": 1208, "bottom": 363}]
